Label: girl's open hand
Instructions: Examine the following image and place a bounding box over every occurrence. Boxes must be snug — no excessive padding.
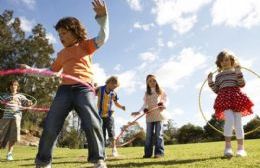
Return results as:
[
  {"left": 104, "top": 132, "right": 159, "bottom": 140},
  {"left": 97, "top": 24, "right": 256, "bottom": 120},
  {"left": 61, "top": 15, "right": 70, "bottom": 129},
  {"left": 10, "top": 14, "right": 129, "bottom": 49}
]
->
[{"left": 92, "top": 0, "right": 107, "bottom": 17}]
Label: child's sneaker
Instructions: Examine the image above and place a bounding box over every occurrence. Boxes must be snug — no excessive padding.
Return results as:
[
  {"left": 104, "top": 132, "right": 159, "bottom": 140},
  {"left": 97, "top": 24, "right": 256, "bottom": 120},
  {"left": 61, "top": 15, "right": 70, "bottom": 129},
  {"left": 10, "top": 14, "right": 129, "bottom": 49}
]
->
[
  {"left": 93, "top": 160, "right": 107, "bottom": 168},
  {"left": 224, "top": 148, "right": 233, "bottom": 158},
  {"left": 6, "top": 153, "right": 14, "bottom": 161},
  {"left": 35, "top": 163, "right": 51, "bottom": 168},
  {"left": 236, "top": 149, "right": 247, "bottom": 157},
  {"left": 112, "top": 148, "right": 118, "bottom": 157}
]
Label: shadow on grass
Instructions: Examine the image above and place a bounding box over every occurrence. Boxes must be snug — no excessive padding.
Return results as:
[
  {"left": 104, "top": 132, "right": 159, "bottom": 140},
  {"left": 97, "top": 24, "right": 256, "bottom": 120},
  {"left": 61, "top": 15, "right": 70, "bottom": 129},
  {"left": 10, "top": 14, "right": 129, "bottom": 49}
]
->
[{"left": 107, "top": 156, "right": 222, "bottom": 167}]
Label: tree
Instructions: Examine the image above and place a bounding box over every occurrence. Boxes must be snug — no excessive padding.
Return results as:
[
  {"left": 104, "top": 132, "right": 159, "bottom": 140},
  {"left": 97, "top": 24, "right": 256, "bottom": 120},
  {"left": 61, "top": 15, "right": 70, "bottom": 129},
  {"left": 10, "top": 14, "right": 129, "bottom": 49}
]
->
[
  {"left": 244, "top": 116, "right": 260, "bottom": 139},
  {"left": 163, "top": 119, "right": 178, "bottom": 144},
  {"left": 203, "top": 114, "right": 224, "bottom": 141},
  {"left": 0, "top": 10, "right": 59, "bottom": 129},
  {"left": 176, "top": 123, "right": 204, "bottom": 144}
]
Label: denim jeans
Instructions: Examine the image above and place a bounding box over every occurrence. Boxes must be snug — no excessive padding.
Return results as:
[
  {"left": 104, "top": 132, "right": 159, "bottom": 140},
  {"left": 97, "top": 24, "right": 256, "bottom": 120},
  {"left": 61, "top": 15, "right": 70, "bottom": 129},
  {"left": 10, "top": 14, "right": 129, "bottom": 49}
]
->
[
  {"left": 144, "top": 121, "right": 164, "bottom": 157},
  {"left": 35, "top": 84, "right": 105, "bottom": 166}
]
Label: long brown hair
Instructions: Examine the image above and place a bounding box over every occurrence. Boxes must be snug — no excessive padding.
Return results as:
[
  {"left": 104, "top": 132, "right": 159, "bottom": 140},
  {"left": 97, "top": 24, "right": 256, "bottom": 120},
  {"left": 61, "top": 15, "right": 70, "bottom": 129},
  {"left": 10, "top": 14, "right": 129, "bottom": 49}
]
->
[
  {"left": 55, "top": 17, "right": 87, "bottom": 42},
  {"left": 146, "top": 74, "right": 162, "bottom": 95},
  {"left": 215, "top": 50, "right": 235, "bottom": 71}
]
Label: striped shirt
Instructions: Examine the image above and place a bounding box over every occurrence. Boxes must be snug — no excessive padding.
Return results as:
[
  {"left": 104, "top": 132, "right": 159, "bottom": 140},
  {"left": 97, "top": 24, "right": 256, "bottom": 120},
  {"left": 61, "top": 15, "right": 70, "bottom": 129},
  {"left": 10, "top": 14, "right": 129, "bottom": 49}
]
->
[
  {"left": 1, "top": 93, "right": 30, "bottom": 119},
  {"left": 96, "top": 85, "right": 118, "bottom": 118},
  {"left": 208, "top": 69, "right": 245, "bottom": 93}
]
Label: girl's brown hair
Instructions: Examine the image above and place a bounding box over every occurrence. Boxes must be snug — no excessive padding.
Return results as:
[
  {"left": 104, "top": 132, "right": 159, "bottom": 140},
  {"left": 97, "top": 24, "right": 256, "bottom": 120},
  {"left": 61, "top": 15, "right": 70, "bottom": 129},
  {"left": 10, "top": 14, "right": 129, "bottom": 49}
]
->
[
  {"left": 55, "top": 17, "right": 87, "bottom": 42},
  {"left": 8, "top": 80, "right": 19, "bottom": 92},
  {"left": 215, "top": 50, "right": 235, "bottom": 71},
  {"left": 146, "top": 74, "right": 162, "bottom": 95}
]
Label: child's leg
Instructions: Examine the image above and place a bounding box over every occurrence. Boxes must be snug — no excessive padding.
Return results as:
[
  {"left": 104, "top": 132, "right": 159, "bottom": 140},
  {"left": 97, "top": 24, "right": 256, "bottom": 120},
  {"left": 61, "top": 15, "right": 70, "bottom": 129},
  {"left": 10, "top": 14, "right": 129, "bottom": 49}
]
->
[
  {"left": 35, "top": 86, "right": 73, "bottom": 166},
  {"left": 102, "top": 117, "right": 107, "bottom": 145},
  {"left": 154, "top": 121, "right": 164, "bottom": 157},
  {"left": 144, "top": 122, "right": 155, "bottom": 157},
  {"left": 224, "top": 110, "right": 235, "bottom": 149},
  {"left": 8, "top": 141, "right": 15, "bottom": 154},
  {"left": 234, "top": 112, "right": 244, "bottom": 150},
  {"left": 106, "top": 117, "right": 115, "bottom": 149},
  {"left": 73, "top": 87, "right": 105, "bottom": 162}
]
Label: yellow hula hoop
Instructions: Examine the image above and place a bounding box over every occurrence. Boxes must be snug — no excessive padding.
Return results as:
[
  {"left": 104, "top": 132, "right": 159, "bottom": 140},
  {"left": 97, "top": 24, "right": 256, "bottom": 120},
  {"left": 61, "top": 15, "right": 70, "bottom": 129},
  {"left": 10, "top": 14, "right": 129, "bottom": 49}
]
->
[{"left": 198, "top": 67, "right": 260, "bottom": 136}]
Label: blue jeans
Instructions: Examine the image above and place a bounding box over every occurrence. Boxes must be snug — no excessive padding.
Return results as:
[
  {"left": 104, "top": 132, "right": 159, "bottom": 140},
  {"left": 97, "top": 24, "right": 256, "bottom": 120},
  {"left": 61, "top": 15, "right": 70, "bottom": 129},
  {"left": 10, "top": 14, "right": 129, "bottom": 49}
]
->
[
  {"left": 35, "top": 85, "right": 105, "bottom": 166},
  {"left": 144, "top": 121, "right": 164, "bottom": 157}
]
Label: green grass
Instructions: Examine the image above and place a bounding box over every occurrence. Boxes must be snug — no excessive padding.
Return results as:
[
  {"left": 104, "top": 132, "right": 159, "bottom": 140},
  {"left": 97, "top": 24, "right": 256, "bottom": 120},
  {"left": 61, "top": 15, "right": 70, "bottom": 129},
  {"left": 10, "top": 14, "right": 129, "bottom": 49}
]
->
[{"left": 1, "top": 139, "right": 260, "bottom": 168}]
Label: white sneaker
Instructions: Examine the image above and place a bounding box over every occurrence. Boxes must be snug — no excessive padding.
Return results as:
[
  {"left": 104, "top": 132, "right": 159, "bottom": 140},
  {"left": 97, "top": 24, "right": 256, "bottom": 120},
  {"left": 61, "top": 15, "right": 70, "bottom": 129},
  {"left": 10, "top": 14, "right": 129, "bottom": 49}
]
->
[
  {"left": 93, "top": 160, "right": 107, "bottom": 168},
  {"left": 237, "top": 149, "right": 247, "bottom": 157},
  {"left": 6, "top": 153, "right": 14, "bottom": 161},
  {"left": 35, "top": 163, "right": 51, "bottom": 168},
  {"left": 224, "top": 148, "right": 233, "bottom": 157},
  {"left": 112, "top": 148, "right": 118, "bottom": 157}
]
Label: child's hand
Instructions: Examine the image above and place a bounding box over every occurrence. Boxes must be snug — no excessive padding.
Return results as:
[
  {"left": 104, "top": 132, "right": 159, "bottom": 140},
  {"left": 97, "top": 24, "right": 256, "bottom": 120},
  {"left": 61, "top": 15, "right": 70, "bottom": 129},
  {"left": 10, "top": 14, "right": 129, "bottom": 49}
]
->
[
  {"left": 208, "top": 72, "right": 213, "bottom": 82},
  {"left": 18, "top": 64, "right": 31, "bottom": 69},
  {"left": 92, "top": 0, "right": 107, "bottom": 17},
  {"left": 234, "top": 64, "right": 242, "bottom": 74},
  {"left": 158, "top": 102, "right": 166, "bottom": 111},
  {"left": 122, "top": 106, "right": 126, "bottom": 111},
  {"left": 131, "top": 112, "right": 140, "bottom": 117},
  {"left": 143, "top": 108, "right": 149, "bottom": 114}
]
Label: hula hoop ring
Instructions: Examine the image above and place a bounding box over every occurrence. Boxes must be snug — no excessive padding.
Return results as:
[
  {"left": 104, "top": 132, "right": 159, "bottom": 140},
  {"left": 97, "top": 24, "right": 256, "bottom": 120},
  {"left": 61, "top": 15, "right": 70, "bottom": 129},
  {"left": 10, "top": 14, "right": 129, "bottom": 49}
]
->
[{"left": 198, "top": 67, "right": 260, "bottom": 136}]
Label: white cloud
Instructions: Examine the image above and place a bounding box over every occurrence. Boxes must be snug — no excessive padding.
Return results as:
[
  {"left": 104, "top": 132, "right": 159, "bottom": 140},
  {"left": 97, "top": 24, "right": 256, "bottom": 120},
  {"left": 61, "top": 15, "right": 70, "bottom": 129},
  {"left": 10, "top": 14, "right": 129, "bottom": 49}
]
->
[
  {"left": 20, "top": 17, "right": 35, "bottom": 32},
  {"left": 92, "top": 63, "right": 107, "bottom": 86},
  {"left": 152, "top": 0, "right": 212, "bottom": 34},
  {"left": 157, "top": 38, "right": 164, "bottom": 47},
  {"left": 155, "top": 48, "right": 207, "bottom": 90},
  {"left": 211, "top": 0, "right": 260, "bottom": 28},
  {"left": 126, "top": 0, "right": 142, "bottom": 11},
  {"left": 133, "top": 22, "right": 155, "bottom": 31},
  {"left": 20, "top": 0, "right": 36, "bottom": 9},
  {"left": 139, "top": 51, "right": 158, "bottom": 62},
  {"left": 117, "top": 70, "right": 138, "bottom": 94},
  {"left": 114, "top": 64, "right": 122, "bottom": 71},
  {"left": 167, "top": 41, "right": 175, "bottom": 48},
  {"left": 46, "top": 33, "right": 57, "bottom": 44}
]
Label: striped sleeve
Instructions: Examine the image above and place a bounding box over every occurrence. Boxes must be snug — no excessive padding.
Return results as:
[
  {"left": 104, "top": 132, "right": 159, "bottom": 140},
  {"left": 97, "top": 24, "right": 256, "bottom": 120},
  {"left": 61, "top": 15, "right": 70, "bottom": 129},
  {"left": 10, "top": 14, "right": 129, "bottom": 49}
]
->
[
  {"left": 237, "top": 72, "right": 245, "bottom": 87},
  {"left": 208, "top": 80, "right": 219, "bottom": 93}
]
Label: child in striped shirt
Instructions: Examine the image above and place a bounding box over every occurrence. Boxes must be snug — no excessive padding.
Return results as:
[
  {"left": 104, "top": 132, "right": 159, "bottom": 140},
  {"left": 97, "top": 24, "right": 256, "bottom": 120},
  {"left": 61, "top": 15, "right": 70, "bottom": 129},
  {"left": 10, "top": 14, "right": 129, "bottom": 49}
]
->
[
  {"left": 208, "top": 50, "right": 253, "bottom": 158},
  {"left": 0, "top": 80, "right": 32, "bottom": 161}
]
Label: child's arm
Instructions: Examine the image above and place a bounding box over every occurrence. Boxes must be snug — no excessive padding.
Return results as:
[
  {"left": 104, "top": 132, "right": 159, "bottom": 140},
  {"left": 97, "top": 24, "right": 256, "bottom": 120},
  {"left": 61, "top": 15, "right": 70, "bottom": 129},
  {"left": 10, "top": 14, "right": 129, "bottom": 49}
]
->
[
  {"left": 114, "top": 101, "right": 126, "bottom": 111},
  {"left": 158, "top": 90, "right": 167, "bottom": 110},
  {"left": 235, "top": 66, "right": 245, "bottom": 87},
  {"left": 131, "top": 94, "right": 148, "bottom": 116},
  {"left": 208, "top": 72, "right": 219, "bottom": 93},
  {"left": 92, "top": 0, "right": 109, "bottom": 48}
]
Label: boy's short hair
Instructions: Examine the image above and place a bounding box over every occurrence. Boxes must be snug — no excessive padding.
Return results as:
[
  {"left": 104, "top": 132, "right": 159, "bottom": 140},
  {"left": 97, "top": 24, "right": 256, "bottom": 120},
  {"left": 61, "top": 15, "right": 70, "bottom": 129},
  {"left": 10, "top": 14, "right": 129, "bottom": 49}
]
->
[
  {"left": 105, "top": 76, "right": 119, "bottom": 86},
  {"left": 55, "top": 17, "right": 87, "bottom": 41}
]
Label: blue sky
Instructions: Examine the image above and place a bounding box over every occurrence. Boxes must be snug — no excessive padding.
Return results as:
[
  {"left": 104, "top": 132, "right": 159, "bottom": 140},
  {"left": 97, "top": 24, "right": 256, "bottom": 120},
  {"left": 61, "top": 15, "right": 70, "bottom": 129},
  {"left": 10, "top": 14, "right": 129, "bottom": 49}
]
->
[{"left": 1, "top": 0, "right": 260, "bottom": 134}]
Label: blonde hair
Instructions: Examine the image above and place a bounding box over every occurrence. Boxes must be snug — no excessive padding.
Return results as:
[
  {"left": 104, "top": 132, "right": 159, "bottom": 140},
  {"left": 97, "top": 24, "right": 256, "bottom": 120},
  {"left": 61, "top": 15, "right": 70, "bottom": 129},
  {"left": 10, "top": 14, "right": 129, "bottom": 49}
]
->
[
  {"left": 105, "top": 76, "right": 119, "bottom": 87},
  {"left": 215, "top": 50, "right": 238, "bottom": 71}
]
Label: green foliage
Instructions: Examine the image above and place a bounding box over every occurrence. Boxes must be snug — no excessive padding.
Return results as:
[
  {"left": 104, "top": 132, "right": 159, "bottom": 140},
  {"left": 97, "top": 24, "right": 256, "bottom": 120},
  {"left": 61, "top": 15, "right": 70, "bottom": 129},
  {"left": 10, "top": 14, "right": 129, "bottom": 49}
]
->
[
  {"left": 0, "top": 10, "right": 60, "bottom": 131},
  {"left": 203, "top": 115, "right": 224, "bottom": 141},
  {"left": 164, "top": 119, "right": 178, "bottom": 145},
  {"left": 245, "top": 116, "right": 260, "bottom": 139},
  {"left": 176, "top": 123, "right": 204, "bottom": 144}
]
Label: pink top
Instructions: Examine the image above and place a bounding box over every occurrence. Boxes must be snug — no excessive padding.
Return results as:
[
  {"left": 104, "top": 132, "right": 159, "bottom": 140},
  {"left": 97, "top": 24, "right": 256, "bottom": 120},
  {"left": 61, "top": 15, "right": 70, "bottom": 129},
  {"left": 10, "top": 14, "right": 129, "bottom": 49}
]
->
[{"left": 139, "top": 88, "right": 167, "bottom": 122}]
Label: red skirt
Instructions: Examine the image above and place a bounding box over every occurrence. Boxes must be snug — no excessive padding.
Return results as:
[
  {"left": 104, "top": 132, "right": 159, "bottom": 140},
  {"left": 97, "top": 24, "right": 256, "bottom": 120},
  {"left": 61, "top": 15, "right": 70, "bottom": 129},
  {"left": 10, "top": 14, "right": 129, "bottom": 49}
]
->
[{"left": 214, "top": 87, "right": 253, "bottom": 120}]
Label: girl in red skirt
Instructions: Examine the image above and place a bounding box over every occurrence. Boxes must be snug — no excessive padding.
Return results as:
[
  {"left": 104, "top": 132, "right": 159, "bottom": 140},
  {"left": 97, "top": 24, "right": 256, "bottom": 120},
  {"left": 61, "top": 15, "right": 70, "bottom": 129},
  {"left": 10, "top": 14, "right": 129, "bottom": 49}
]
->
[{"left": 208, "top": 50, "right": 253, "bottom": 157}]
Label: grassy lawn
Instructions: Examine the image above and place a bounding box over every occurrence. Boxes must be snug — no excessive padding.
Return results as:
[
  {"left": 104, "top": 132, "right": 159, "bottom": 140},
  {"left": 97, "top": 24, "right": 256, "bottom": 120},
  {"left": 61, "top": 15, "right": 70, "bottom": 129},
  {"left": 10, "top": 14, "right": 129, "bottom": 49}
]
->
[{"left": 0, "top": 139, "right": 260, "bottom": 168}]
